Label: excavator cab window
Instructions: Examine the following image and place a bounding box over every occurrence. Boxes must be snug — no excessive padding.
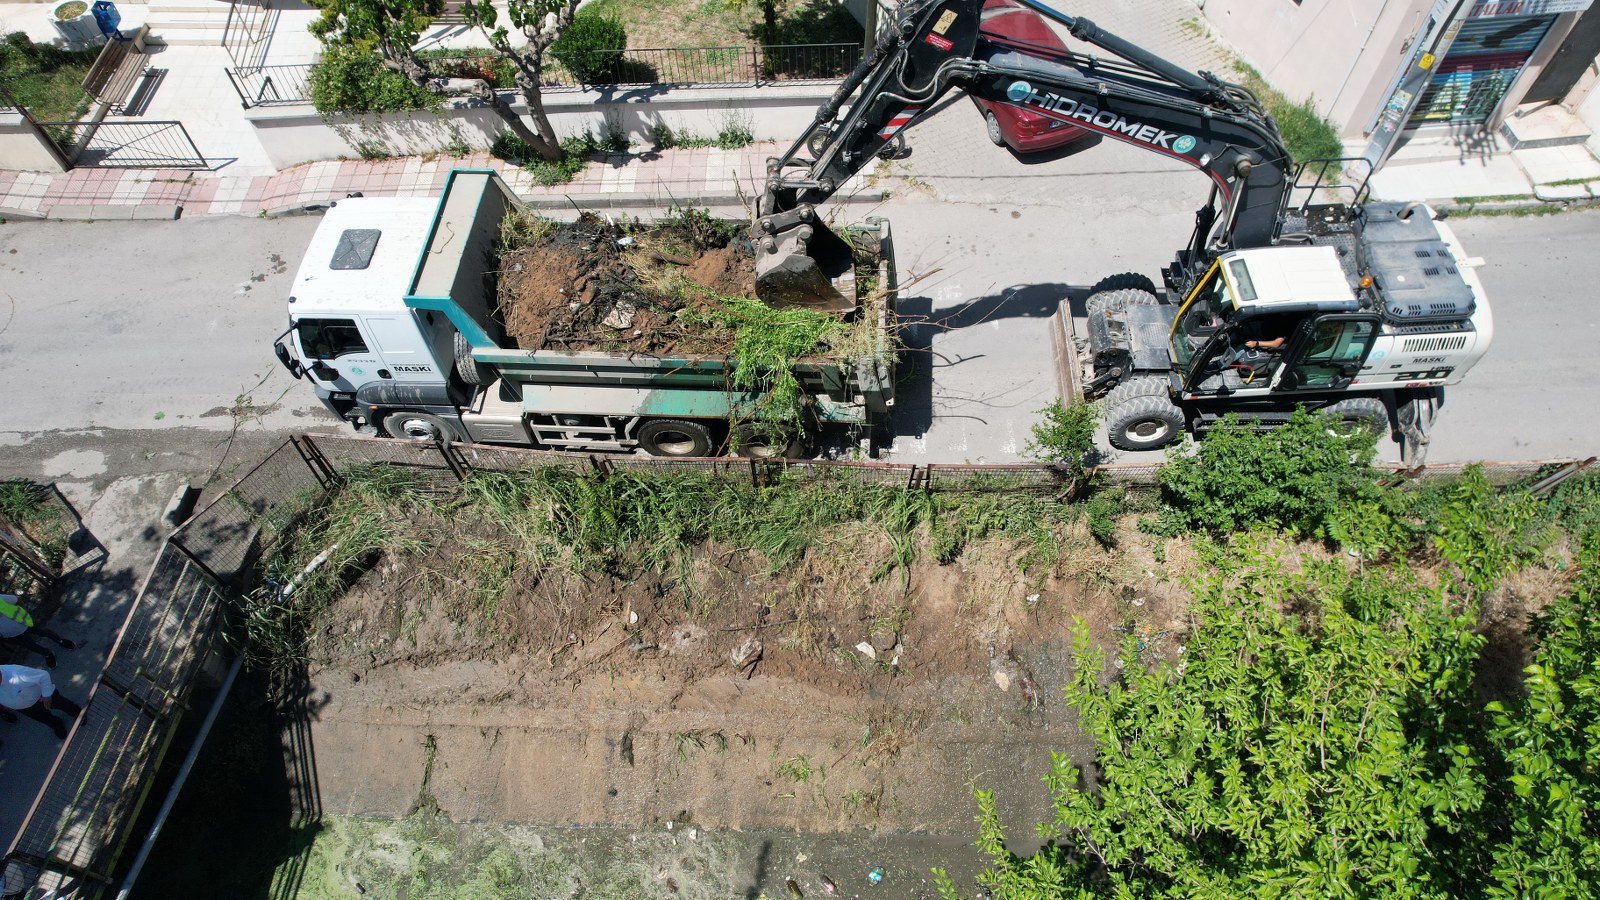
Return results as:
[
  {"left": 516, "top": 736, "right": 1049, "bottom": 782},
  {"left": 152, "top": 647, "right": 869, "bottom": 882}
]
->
[
  {"left": 1276, "top": 315, "right": 1379, "bottom": 392},
  {"left": 1170, "top": 261, "right": 1232, "bottom": 374}
]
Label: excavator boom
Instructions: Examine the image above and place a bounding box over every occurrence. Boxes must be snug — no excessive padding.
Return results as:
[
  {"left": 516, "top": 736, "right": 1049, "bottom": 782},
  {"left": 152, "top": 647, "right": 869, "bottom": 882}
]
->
[{"left": 753, "top": 0, "right": 1294, "bottom": 308}]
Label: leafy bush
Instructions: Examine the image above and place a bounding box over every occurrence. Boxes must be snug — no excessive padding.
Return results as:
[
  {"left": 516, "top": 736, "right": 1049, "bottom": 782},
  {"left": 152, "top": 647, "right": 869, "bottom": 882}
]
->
[
  {"left": 309, "top": 45, "right": 438, "bottom": 115},
  {"left": 549, "top": 12, "right": 627, "bottom": 85},
  {"left": 1485, "top": 539, "right": 1600, "bottom": 895},
  {"left": 1152, "top": 407, "right": 1383, "bottom": 542},
  {"left": 957, "top": 539, "right": 1495, "bottom": 898},
  {"left": 1024, "top": 399, "right": 1099, "bottom": 476}
]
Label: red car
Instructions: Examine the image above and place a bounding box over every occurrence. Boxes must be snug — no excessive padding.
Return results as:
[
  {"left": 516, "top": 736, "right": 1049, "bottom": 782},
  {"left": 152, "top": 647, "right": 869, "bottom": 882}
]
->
[{"left": 973, "top": 0, "right": 1090, "bottom": 153}]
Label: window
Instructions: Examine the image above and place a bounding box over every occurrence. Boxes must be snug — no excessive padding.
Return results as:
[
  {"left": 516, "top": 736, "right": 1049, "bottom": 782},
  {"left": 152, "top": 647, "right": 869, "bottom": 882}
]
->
[
  {"left": 297, "top": 318, "right": 368, "bottom": 359},
  {"left": 1171, "top": 264, "right": 1232, "bottom": 374},
  {"left": 1285, "top": 318, "right": 1375, "bottom": 390},
  {"left": 1226, "top": 259, "right": 1257, "bottom": 302}
]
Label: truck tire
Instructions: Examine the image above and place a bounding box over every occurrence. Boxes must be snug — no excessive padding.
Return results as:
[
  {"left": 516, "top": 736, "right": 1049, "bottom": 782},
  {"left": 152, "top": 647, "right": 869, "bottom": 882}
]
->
[
  {"left": 1325, "top": 396, "right": 1390, "bottom": 437},
  {"left": 733, "top": 424, "right": 808, "bottom": 459},
  {"left": 1106, "top": 395, "right": 1185, "bottom": 451},
  {"left": 1086, "top": 288, "right": 1158, "bottom": 318},
  {"left": 381, "top": 410, "right": 459, "bottom": 442},
  {"left": 1088, "top": 272, "right": 1158, "bottom": 297},
  {"left": 637, "top": 419, "right": 715, "bottom": 457},
  {"left": 1101, "top": 376, "right": 1170, "bottom": 410},
  {"left": 454, "top": 331, "right": 492, "bottom": 386}
]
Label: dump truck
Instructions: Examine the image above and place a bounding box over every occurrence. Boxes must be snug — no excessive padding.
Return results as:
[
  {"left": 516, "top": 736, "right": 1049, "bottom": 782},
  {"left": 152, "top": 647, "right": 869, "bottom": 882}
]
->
[{"left": 274, "top": 169, "right": 896, "bottom": 457}]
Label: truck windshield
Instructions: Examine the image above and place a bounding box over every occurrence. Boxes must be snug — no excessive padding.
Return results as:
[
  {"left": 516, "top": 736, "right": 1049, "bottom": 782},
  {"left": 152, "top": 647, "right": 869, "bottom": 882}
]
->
[
  {"left": 297, "top": 318, "right": 368, "bottom": 359},
  {"left": 1170, "top": 262, "right": 1232, "bottom": 376}
]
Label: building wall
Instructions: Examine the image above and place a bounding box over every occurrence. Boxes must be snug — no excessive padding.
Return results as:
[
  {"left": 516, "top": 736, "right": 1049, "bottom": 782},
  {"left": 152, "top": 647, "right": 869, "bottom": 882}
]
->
[{"left": 1200, "top": 0, "right": 1433, "bottom": 139}]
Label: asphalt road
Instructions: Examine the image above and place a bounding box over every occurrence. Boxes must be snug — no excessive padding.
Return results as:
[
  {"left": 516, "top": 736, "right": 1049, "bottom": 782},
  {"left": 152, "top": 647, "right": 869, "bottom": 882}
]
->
[{"left": 2, "top": 179, "right": 1596, "bottom": 481}]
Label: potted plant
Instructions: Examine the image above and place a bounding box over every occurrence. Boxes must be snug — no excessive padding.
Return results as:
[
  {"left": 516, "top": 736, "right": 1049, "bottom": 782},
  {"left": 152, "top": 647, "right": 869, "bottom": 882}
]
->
[{"left": 49, "top": 0, "right": 103, "bottom": 45}]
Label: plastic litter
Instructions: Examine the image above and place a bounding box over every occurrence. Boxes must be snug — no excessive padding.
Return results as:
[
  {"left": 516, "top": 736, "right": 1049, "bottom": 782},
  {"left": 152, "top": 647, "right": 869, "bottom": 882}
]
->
[{"left": 868, "top": 866, "right": 886, "bottom": 884}]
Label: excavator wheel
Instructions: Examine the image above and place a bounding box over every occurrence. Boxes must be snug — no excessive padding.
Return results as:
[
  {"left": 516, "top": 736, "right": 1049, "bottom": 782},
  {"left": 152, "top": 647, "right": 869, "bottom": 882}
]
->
[
  {"left": 1086, "top": 288, "right": 1158, "bottom": 319},
  {"left": 1324, "top": 397, "right": 1390, "bottom": 438},
  {"left": 1101, "top": 377, "right": 1170, "bottom": 410},
  {"left": 1106, "top": 395, "right": 1186, "bottom": 452},
  {"left": 1088, "top": 272, "right": 1158, "bottom": 297}
]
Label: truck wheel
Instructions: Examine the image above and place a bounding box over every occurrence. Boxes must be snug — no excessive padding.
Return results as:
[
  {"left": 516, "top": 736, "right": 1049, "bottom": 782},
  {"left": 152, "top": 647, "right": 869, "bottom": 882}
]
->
[
  {"left": 1106, "top": 395, "right": 1185, "bottom": 451},
  {"left": 454, "top": 331, "right": 492, "bottom": 386},
  {"left": 733, "top": 424, "right": 808, "bottom": 459},
  {"left": 1101, "top": 376, "right": 1170, "bottom": 409},
  {"left": 637, "top": 419, "right": 714, "bottom": 457},
  {"left": 382, "top": 411, "right": 459, "bottom": 442},
  {"left": 1086, "top": 288, "right": 1158, "bottom": 318},
  {"left": 1325, "top": 396, "right": 1390, "bottom": 437},
  {"left": 1088, "top": 272, "right": 1158, "bottom": 296}
]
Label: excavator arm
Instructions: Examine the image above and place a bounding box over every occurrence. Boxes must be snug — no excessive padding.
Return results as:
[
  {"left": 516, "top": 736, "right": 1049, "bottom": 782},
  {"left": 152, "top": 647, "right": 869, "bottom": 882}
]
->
[{"left": 754, "top": 0, "right": 1295, "bottom": 308}]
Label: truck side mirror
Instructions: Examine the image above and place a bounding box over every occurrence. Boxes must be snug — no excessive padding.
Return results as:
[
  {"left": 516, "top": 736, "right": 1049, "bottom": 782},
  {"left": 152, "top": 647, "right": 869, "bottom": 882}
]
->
[{"left": 274, "top": 341, "right": 304, "bottom": 380}]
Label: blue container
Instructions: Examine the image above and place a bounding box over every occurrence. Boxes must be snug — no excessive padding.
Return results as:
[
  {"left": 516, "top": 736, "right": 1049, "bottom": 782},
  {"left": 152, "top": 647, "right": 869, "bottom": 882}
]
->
[{"left": 91, "top": 1, "right": 122, "bottom": 39}]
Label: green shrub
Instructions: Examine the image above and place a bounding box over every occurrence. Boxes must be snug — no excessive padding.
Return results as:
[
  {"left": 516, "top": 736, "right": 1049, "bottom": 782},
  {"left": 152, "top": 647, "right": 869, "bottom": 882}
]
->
[
  {"left": 549, "top": 12, "right": 627, "bottom": 85},
  {"left": 1153, "top": 407, "right": 1384, "bottom": 542},
  {"left": 1024, "top": 399, "right": 1099, "bottom": 476},
  {"left": 1085, "top": 489, "right": 1121, "bottom": 548},
  {"left": 309, "top": 45, "right": 438, "bottom": 115}
]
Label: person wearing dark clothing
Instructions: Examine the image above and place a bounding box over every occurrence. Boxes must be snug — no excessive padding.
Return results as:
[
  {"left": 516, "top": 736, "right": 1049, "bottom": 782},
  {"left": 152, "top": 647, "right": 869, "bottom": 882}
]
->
[{"left": 0, "top": 593, "right": 76, "bottom": 669}]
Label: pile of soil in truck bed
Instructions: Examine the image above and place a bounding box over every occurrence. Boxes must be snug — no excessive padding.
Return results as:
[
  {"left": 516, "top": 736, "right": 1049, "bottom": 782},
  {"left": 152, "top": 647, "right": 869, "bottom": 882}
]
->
[{"left": 494, "top": 211, "right": 871, "bottom": 356}]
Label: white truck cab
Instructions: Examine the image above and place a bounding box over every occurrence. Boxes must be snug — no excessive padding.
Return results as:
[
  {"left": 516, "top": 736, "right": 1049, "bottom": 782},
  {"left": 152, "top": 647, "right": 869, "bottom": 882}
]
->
[{"left": 276, "top": 197, "right": 461, "bottom": 434}]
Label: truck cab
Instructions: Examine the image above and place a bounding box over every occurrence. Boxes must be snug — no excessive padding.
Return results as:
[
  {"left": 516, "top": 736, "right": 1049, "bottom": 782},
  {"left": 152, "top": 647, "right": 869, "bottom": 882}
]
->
[{"left": 275, "top": 196, "right": 466, "bottom": 439}]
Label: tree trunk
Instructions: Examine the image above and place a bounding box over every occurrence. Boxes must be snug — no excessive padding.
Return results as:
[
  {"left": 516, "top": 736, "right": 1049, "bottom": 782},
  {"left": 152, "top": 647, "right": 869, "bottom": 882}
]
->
[{"left": 515, "top": 68, "right": 564, "bottom": 163}]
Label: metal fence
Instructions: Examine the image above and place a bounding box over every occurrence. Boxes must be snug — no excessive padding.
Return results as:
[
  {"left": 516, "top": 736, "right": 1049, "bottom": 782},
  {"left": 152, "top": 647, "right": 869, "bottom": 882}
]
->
[
  {"left": 1, "top": 433, "right": 1589, "bottom": 898},
  {"left": 33, "top": 120, "right": 208, "bottom": 169},
  {"left": 224, "top": 64, "right": 315, "bottom": 109},
  {"left": 1, "top": 443, "right": 328, "bottom": 899},
  {"left": 226, "top": 42, "right": 861, "bottom": 108}
]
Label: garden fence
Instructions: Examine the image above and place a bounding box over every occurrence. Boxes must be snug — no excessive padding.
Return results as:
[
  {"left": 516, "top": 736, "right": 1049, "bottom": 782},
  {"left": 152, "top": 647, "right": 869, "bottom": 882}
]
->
[
  {"left": 227, "top": 42, "right": 862, "bottom": 108},
  {"left": 1, "top": 433, "right": 1590, "bottom": 898}
]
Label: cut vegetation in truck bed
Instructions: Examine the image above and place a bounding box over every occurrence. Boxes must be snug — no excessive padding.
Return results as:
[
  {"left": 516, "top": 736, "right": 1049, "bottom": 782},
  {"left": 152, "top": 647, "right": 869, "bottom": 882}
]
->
[{"left": 494, "top": 209, "right": 883, "bottom": 359}]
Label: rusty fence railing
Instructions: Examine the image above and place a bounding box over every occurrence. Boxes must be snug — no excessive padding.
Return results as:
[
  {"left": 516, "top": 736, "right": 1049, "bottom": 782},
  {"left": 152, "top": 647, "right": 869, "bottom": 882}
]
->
[{"left": 1, "top": 434, "right": 1590, "bottom": 898}]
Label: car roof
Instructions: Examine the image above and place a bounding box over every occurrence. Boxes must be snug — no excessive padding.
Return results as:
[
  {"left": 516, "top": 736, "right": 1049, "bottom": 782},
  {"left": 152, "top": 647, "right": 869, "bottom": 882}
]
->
[{"left": 979, "top": 0, "right": 1068, "bottom": 51}]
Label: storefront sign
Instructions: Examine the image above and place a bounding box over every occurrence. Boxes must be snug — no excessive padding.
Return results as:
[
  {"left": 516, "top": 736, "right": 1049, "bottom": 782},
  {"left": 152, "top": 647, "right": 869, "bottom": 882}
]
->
[{"left": 1468, "top": 0, "right": 1592, "bottom": 16}]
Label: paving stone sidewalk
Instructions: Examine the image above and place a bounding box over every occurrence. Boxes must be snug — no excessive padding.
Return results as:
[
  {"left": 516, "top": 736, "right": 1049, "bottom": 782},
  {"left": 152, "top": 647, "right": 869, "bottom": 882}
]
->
[{"left": 0, "top": 143, "right": 814, "bottom": 220}]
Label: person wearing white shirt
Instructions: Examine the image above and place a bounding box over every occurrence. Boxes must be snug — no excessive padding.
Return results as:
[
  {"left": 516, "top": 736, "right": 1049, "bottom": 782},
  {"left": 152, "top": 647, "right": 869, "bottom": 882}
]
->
[{"left": 0, "top": 664, "right": 82, "bottom": 740}]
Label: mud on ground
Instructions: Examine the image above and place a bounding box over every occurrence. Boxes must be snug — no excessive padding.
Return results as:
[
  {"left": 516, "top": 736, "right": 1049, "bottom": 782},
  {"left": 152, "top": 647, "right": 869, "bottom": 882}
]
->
[
  {"left": 495, "top": 212, "right": 760, "bottom": 355},
  {"left": 299, "top": 515, "right": 1196, "bottom": 839}
]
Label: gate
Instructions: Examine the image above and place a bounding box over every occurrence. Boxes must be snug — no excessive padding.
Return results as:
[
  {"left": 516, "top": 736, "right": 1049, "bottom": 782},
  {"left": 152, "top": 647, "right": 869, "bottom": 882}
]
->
[
  {"left": 34, "top": 120, "right": 208, "bottom": 169},
  {"left": 222, "top": 0, "right": 278, "bottom": 72}
]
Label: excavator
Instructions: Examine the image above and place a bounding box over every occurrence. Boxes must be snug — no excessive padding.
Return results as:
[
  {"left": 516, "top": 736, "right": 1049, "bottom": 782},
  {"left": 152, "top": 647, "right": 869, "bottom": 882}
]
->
[{"left": 752, "top": 0, "right": 1492, "bottom": 462}]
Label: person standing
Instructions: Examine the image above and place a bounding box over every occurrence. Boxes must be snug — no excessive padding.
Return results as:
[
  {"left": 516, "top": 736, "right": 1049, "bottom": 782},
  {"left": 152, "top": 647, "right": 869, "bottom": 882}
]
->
[
  {"left": 0, "top": 664, "right": 82, "bottom": 740},
  {"left": 0, "top": 593, "right": 76, "bottom": 669}
]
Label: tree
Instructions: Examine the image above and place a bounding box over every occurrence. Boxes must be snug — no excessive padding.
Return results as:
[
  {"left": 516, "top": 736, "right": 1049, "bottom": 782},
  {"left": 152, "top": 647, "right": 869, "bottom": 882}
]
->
[
  {"left": 457, "top": 0, "right": 584, "bottom": 162},
  {"left": 307, "top": 0, "right": 550, "bottom": 156}
]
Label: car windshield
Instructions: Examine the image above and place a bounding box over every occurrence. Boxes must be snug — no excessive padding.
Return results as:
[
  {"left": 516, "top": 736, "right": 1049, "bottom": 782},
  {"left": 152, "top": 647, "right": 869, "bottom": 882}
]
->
[{"left": 1170, "top": 265, "right": 1232, "bottom": 374}]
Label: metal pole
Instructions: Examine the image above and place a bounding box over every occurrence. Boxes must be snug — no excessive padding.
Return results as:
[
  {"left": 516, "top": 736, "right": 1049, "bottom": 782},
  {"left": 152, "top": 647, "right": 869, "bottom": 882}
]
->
[{"left": 112, "top": 654, "right": 245, "bottom": 900}]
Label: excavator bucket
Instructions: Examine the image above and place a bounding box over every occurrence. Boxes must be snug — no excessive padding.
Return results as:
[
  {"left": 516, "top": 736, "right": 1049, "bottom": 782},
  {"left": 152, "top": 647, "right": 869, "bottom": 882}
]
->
[{"left": 754, "top": 221, "right": 857, "bottom": 312}]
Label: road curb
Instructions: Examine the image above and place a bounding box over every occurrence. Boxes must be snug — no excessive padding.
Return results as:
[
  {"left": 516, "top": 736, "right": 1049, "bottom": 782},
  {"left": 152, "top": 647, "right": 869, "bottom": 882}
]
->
[
  {"left": 0, "top": 206, "right": 47, "bottom": 222},
  {"left": 45, "top": 204, "right": 182, "bottom": 222}
]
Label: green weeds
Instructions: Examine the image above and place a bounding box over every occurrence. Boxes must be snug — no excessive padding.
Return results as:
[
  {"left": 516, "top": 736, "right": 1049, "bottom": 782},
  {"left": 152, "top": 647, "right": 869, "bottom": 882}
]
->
[
  {"left": 1234, "top": 64, "right": 1343, "bottom": 165},
  {"left": 238, "top": 466, "right": 435, "bottom": 670}
]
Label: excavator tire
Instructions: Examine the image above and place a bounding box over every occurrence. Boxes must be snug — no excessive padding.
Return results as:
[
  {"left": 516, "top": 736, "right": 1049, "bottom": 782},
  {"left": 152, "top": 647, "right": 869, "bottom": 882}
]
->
[
  {"left": 1106, "top": 394, "right": 1186, "bottom": 451},
  {"left": 454, "top": 331, "right": 493, "bottom": 386},
  {"left": 1325, "top": 396, "right": 1390, "bottom": 437},
  {"left": 1086, "top": 288, "right": 1158, "bottom": 319},
  {"left": 1088, "top": 272, "right": 1158, "bottom": 297},
  {"left": 1101, "top": 377, "right": 1170, "bottom": 410}
]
